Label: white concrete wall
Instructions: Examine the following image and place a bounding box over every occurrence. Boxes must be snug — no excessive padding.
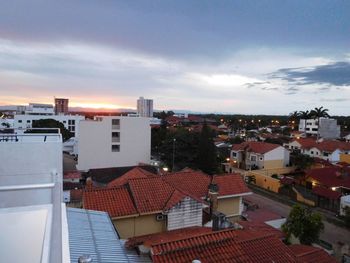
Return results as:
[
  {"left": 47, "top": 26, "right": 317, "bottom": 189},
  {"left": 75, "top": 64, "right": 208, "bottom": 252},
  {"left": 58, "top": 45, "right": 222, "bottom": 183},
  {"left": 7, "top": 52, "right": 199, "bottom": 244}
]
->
[
  {"left": 264, "top": 146, "right": 290, "bottom": 166},
  {"left": 167, "top": 197, "right": 203, "bottom": 231},
  {"left": 77, "top": 116, "right": 151, "bottom": 171},
  {"left": 0, "top": 134, "right": 63, "bottom": 208}
]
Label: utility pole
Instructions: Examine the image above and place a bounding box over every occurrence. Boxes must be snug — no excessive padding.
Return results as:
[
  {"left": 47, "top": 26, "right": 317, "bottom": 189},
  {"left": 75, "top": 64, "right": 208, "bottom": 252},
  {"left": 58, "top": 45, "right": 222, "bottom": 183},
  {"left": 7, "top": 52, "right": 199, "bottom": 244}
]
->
[{"left": 172, "top": 138, "right": 176, "bottom": 171}]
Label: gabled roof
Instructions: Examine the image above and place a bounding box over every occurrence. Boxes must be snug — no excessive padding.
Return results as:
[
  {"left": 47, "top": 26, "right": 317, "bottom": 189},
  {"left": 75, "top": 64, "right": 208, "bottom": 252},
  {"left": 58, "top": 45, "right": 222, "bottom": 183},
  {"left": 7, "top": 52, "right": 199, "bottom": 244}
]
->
[
  {"left": 83, "top": 186, "right": 138, "bottom": 218},
  {"left": 86, "top": 165, "right": 158, "bottom": 185},
  {"left": 312, "top": 186, "right": 342, "bottom": 200},
  {"left": 292, "top": 138, "right": 317, "bottom": 149},
  {"left": 163, "top": 169, "right": 251, "bottom": 199},
  {"left": 162, "top": 169, "right": 211, "bottom": 198},
  {"left": 306, "top": 167, "right": 350, "bottom": 189},
  {"left": 289, "top": 244, "right": 337, "bottom": 263},
  {"left": 232, "top": 141, "right": 281, "bottom": 154},
  {"left": 107, "top": 167, "right": 157, "bottom": 188},
  {"left": 292, "top": 138, "right": 350, "bottom": 152},
  {"left": 212, "top": 174, "right": 251, "bottom": 197},
  {"left": 151, "top": 229, "right": 297, "bottom": 263}
]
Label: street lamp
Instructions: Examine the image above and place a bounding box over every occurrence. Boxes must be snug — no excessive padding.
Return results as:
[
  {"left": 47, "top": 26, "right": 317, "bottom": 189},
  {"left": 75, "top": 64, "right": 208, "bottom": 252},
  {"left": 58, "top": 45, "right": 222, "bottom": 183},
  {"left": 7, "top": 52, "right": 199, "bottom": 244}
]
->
[{"left": 172, "top": 138, "right": 176, "bottom": 171}]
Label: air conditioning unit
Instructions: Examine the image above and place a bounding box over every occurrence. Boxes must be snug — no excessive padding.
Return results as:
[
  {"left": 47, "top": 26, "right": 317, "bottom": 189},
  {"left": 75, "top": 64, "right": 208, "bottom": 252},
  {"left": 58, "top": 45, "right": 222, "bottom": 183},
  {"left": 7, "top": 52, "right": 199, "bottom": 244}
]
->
[{"left": 156, "top": 214, "right": 165, "bottom": 221}]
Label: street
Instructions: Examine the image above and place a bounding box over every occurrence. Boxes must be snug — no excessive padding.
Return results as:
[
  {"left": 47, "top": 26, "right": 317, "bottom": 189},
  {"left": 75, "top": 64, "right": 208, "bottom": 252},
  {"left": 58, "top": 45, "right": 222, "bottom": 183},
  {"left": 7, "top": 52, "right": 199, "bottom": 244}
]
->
[{"left": 246, "top": 193, "right": 350, "bottom": 247}]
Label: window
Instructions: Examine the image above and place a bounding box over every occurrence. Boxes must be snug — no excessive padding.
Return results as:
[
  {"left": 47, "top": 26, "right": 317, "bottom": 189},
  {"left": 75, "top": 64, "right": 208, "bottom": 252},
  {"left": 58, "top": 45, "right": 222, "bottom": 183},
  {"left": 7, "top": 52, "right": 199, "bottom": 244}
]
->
[
  {"left": 112, "top": 119, "right": 120, "bottom": 125},
  {"left": 112, "top": 119, "right": 120, "bottom": 129},
  {"left": 63, "top": 121, "right": 66, "bottom": 123},
  {"left": 312, "top": 128, "right": 318, "bottom": 131},
  {"left": 231, "top": 152, "right": 237, "bottom": 157},
  {"left": 18, "top": 120, "right": 22, "bottom": 123},
  {"left": 27, "top": 120, "right": 31, "bottom": 123},
  {"left": 259, "top": 157, "right": 263, "bottom": 161},
  {"left": 112, "top": 132, "right": 120, "bottom": 142},
  {"left": 112, "top": 145, "right": 120, "bottom": 152},
  {"left": 68, "top": 120, "right": 75, "bottom": 125},
  {"left": 250, "top": 156, "right": 257, "bottom": 161},
  {"left": 311, "top": 151, "right": 314, "bottom": 154},
  {"left": 323, "top": 152, "right": 329, "bottom": 157}
]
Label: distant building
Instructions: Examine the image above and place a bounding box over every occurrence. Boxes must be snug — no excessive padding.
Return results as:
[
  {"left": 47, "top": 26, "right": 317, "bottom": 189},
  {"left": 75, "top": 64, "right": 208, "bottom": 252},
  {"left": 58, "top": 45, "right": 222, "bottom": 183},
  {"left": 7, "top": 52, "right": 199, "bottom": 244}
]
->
[
  {"left": 137, "top": 96, "right": 153, "bottom": 117},
  {"left": 76, "top": 116, "right": 151, "bottom": 171},
  {"left": 25, "top": 103, "right": 54, "bottom": 115},
  {"left": 54, "top": 98, "right": 69, "bottom": 115},
  {"left": 299, "top": 118, "right": 340, "bottom": 139},
  {"left": 13, "top": 114, "right": 85, "bottom": 137},
  {"left": 229, "top": 141, "right": 290, "bottom": 170}
]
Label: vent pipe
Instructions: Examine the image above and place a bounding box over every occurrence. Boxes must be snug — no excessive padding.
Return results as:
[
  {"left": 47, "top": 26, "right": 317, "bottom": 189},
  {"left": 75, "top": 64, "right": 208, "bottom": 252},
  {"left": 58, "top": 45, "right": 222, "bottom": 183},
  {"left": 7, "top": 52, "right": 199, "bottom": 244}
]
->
[{"left": 78, "top": 255, "right": 92, "bottom": 263}]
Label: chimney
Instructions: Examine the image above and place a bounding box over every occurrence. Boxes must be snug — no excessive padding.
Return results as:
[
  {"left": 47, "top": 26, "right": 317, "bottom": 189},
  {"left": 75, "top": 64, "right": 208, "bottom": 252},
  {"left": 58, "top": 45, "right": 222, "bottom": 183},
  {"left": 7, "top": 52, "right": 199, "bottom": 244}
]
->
[
  {"left": 78, "top": 255, "right": 92, "bottom": 263},
  {"left": 208, "top": 183, "right": 219, "bottom": 214},
  {"left": 86, "top": 177, "right": 93, "bottom": 190}
]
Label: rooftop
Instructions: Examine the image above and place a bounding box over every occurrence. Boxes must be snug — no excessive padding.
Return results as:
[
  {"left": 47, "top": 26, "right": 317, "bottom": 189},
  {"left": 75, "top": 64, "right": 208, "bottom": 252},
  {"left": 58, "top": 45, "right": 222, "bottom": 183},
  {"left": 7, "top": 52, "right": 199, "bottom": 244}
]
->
[
  {"left": 232, "top": 141, "right": 281, "bottom": 154},
  {"left": 306, "top": 166, "right": 350, "bottom": 189}
]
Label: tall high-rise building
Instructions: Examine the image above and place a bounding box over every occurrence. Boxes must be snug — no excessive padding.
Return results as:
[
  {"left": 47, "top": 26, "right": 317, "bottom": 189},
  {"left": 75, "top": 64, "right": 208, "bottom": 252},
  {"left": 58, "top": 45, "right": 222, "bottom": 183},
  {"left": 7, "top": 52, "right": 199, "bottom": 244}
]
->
[
  {"left": 54, "top": 98, "right": 69, "bottom": 115},
  {"left": 137, "top": 96, "right": 153, "bottom": 117}
]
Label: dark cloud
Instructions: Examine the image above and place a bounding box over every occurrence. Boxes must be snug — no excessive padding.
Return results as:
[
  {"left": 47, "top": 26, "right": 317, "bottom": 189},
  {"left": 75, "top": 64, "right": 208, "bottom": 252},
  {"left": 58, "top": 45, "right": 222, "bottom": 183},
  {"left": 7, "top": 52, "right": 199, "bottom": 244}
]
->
[{"left": 271, "top": 62, "right": 350, "bottom": 86}]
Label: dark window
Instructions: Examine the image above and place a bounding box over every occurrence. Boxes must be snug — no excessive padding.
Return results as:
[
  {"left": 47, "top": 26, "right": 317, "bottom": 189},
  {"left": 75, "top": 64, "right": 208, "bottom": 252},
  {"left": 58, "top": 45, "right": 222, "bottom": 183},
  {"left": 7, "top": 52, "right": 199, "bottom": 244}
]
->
[
  {"left": 18, "top": 120, "right": 22, "bottom": 123},
  {"left": 112, "top": 119, "right": 120, "bottom": 125},
  {"left": 27, "top": 120, "right": 31, "bottom": 123},
  {"left": 112, "top": 145, "right": 120, "bottom": 152}
]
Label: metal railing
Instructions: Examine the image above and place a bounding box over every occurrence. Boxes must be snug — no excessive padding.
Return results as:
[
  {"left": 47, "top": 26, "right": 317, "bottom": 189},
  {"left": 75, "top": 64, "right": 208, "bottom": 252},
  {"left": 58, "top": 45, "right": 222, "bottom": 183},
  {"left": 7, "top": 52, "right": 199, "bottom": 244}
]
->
[{"left": 0, "top": 128, "right": 61, "bottom": 142}]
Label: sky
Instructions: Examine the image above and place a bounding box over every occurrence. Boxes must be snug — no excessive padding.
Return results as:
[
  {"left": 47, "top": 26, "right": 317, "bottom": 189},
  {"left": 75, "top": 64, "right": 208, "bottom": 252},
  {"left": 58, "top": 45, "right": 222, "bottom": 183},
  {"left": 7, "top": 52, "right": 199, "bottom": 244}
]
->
[{"left": 0, "top": 0, "right": 350, "bottom": 115}]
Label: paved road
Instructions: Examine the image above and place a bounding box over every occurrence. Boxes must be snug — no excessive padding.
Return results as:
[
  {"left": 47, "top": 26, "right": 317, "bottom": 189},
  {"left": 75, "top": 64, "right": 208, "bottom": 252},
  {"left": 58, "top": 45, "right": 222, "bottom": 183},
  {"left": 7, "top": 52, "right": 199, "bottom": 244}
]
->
[{"left": 246, "top": 193, "right": 350, "bottom": 247}]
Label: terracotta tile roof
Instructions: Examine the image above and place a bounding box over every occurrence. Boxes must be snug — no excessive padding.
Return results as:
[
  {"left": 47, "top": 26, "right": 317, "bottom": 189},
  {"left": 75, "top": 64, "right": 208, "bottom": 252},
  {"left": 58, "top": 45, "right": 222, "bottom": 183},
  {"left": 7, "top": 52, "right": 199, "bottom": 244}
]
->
[
  {"left": 294, "top": 138, "right": 350, "bottom": 152},
  {"left": 289, "top": 244, "right": 337, "bottom": 263},
  {"left": 151, "top": 229, "right": 296, "bottom": 263},
  {"left": 238, "top": 221, "right": 285, "bottom": 239},
  {"left": 244, "top": 209, "right": 284, "bottom": 223},
  {"left": 162, "top": 169, "right": 211, "bottom": 199},
  {"left": 312, "top": 186, "right": 342, "bottom": 200},
  {"left": 306, "top": 167, "right": 350, "bottom": 188},
  {"left": 232, "top": 141, "right": 280, "bottom": 154},
  {"left": 294, "top": 138, "right": 317, "bottom": 149},
  {"left": 213, "top": 174, "right": 251, "bottom": 196},
  {"left": 64, "top": 171, "right": 81, "bottom": 180},
  {"left": 86, "top": 165, "right": 158, "bottom": 185},
  {"left": 83, "top": 186, "right": 138, "bottom": 218},
  {"left": 107, "top": 167, "right": 158, "bottom": 188},
  {"left": 126, "top": 226, "right": 212, "bottom": 249},
  {"left": 163, "top": 169, "right": 251, "bottom": 199}
]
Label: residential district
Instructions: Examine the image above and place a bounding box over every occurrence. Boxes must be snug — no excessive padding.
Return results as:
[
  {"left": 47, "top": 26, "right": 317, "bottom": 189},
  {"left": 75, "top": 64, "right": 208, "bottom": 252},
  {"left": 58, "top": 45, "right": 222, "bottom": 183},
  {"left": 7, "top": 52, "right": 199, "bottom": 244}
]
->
[{"left": 1, "top": 97, "right": 350, "bottom": 263}]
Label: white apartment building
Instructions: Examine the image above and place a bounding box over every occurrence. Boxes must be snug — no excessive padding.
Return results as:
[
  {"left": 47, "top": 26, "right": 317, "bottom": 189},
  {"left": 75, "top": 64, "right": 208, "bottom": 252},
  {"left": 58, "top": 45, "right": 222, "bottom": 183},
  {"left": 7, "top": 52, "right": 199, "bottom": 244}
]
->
[
  {"left": 13, "top": 114, "right": 85, "bottom": 137},
  {"left": 137, "top": 96, "right": 153, "bottom": 117},
  {"left": 76, "top": 116, "right": 151, "bottom": 171},
  {"left": 25, "top": 103, "right": 55, "bottom": 115},
  {"left": 299, "top": 118, "right": 340, "bottom": 139}
]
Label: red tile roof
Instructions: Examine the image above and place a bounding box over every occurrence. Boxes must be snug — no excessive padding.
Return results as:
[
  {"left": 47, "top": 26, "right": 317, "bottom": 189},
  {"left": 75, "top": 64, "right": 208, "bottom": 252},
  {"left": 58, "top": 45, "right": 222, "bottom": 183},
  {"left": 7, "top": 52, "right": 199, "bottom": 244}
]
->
[
  {"left": 232, "top": 141, "right": 281, "bottom": 154},
  {"left": 83, "top": 186, "right": 138, "bottom": 218},
  {"left": 126, "top": 226, "right": 213, "bottom": 249},
  {"left": 212, "top": 174, "right": 251, "bottom": 196},
  {"left": 162, "top": 169, "right": 212, "bottom": 199},
  {"left": 151, "top": 229, "right": 297, "bottom": 263},
  {"left": 70, "top": 189, "right": 83, "bottom": 202},
  {"left": 289, "top": 244, "right": 337, "bottom": 263},
  {"left": 107, "top": 167, "right": 157, "bottom": 188},
  {"left": 306, "top": 167, "right": 350, "bottom": 188},
  {"left": 64, "top": 171, "right": 81, "bottom": 180},
  {"left": 312, "top": 186, "right": 342, "bottom": 200},
  {"left": 238, "top": 221, "right": 285, "bottom": 239},
  {"left": 244, "top": 209, "right": 284, "bottom": 223},
  {"left": 293, "top": 138, "right": 350, "bottom": 152},
  {"left": 163, "top": 169, "right": 251, "bottom": 199}
]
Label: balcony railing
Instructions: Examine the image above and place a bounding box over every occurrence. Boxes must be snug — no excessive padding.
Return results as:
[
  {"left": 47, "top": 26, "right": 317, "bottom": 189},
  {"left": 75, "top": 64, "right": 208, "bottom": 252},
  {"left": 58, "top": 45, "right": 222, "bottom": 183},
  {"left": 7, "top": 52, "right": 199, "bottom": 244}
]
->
[{"left": 0, "top": 128, "right": 61, "bottom": 143}]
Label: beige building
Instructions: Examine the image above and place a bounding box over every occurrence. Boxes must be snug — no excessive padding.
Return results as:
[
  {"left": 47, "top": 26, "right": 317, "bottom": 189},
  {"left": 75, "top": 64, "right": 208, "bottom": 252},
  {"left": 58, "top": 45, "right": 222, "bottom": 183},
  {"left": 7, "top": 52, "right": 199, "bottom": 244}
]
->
[
  {"left": 228, "top": 141, "right": 290, "bottom": 171},
  {"left": 83, "top": 168, "right": 251, "bottom": 238}
]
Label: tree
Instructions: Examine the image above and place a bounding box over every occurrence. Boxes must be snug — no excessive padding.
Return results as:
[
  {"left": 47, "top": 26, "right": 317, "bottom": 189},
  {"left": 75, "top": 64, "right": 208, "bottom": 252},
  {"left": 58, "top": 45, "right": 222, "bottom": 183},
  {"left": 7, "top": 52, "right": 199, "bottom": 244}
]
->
[
  {"left": 27, "top": 119, "right": 73, "bottom": 141},
  {"left": 292, "top": 153, "right": 314, "bottom": 170},
  {"left": 196, "top": 123, "right": 218, "bottom": 174},
  {"left": 299, "top": 110, "right": 311, "bottom": 134},
  {"left": 289, "top": 111, "right": 300, "bottom": 130},
  {"left": 282, "top": 204, "right": 324, "bottom": 245}
]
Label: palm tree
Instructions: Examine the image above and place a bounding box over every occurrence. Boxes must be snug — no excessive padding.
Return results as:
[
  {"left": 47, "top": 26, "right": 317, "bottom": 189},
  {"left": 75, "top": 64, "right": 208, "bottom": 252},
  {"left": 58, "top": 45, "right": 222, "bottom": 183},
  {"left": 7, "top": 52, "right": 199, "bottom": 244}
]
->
[
  {"left": 289, "top": 111, "right": 300, "bottom": 130},
  {"left": 310, "top": 106, "right": 330, "bottom": 139},
  {"left": 299, "top": 110, "right": 310, "bottom": 134}
]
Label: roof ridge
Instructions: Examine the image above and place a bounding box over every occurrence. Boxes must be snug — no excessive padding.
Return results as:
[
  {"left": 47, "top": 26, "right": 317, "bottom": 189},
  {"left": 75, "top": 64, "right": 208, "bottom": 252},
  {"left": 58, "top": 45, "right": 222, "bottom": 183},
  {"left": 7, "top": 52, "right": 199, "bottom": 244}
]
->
[{"left": 84, "top": 185, "right": 127, "bottom": 192}]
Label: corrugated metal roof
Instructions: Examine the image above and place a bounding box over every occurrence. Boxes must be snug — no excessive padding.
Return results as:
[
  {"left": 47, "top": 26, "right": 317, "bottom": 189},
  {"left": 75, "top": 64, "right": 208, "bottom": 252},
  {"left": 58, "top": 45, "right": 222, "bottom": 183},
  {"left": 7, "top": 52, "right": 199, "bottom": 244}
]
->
[
  {"left": 119, "top": 240, "right": 152, "bottom": 263},
  {"left": 67, "top": 207, "right": 130, "bottom": 263}
]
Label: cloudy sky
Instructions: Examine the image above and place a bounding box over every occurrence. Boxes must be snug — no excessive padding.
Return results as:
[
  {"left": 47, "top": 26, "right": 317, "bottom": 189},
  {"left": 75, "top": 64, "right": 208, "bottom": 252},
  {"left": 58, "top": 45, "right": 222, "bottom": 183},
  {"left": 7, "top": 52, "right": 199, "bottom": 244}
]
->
[{"left": 0, "top": 0, "right": 349, "bottom": 115}]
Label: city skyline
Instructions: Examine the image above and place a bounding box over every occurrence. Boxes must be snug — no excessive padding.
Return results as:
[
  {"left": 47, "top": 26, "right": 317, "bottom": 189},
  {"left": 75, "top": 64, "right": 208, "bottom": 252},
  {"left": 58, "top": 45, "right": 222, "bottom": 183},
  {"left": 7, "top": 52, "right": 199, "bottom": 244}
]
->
[{"left": 0, "top": 1, "right": 350, "bottom": 115}]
